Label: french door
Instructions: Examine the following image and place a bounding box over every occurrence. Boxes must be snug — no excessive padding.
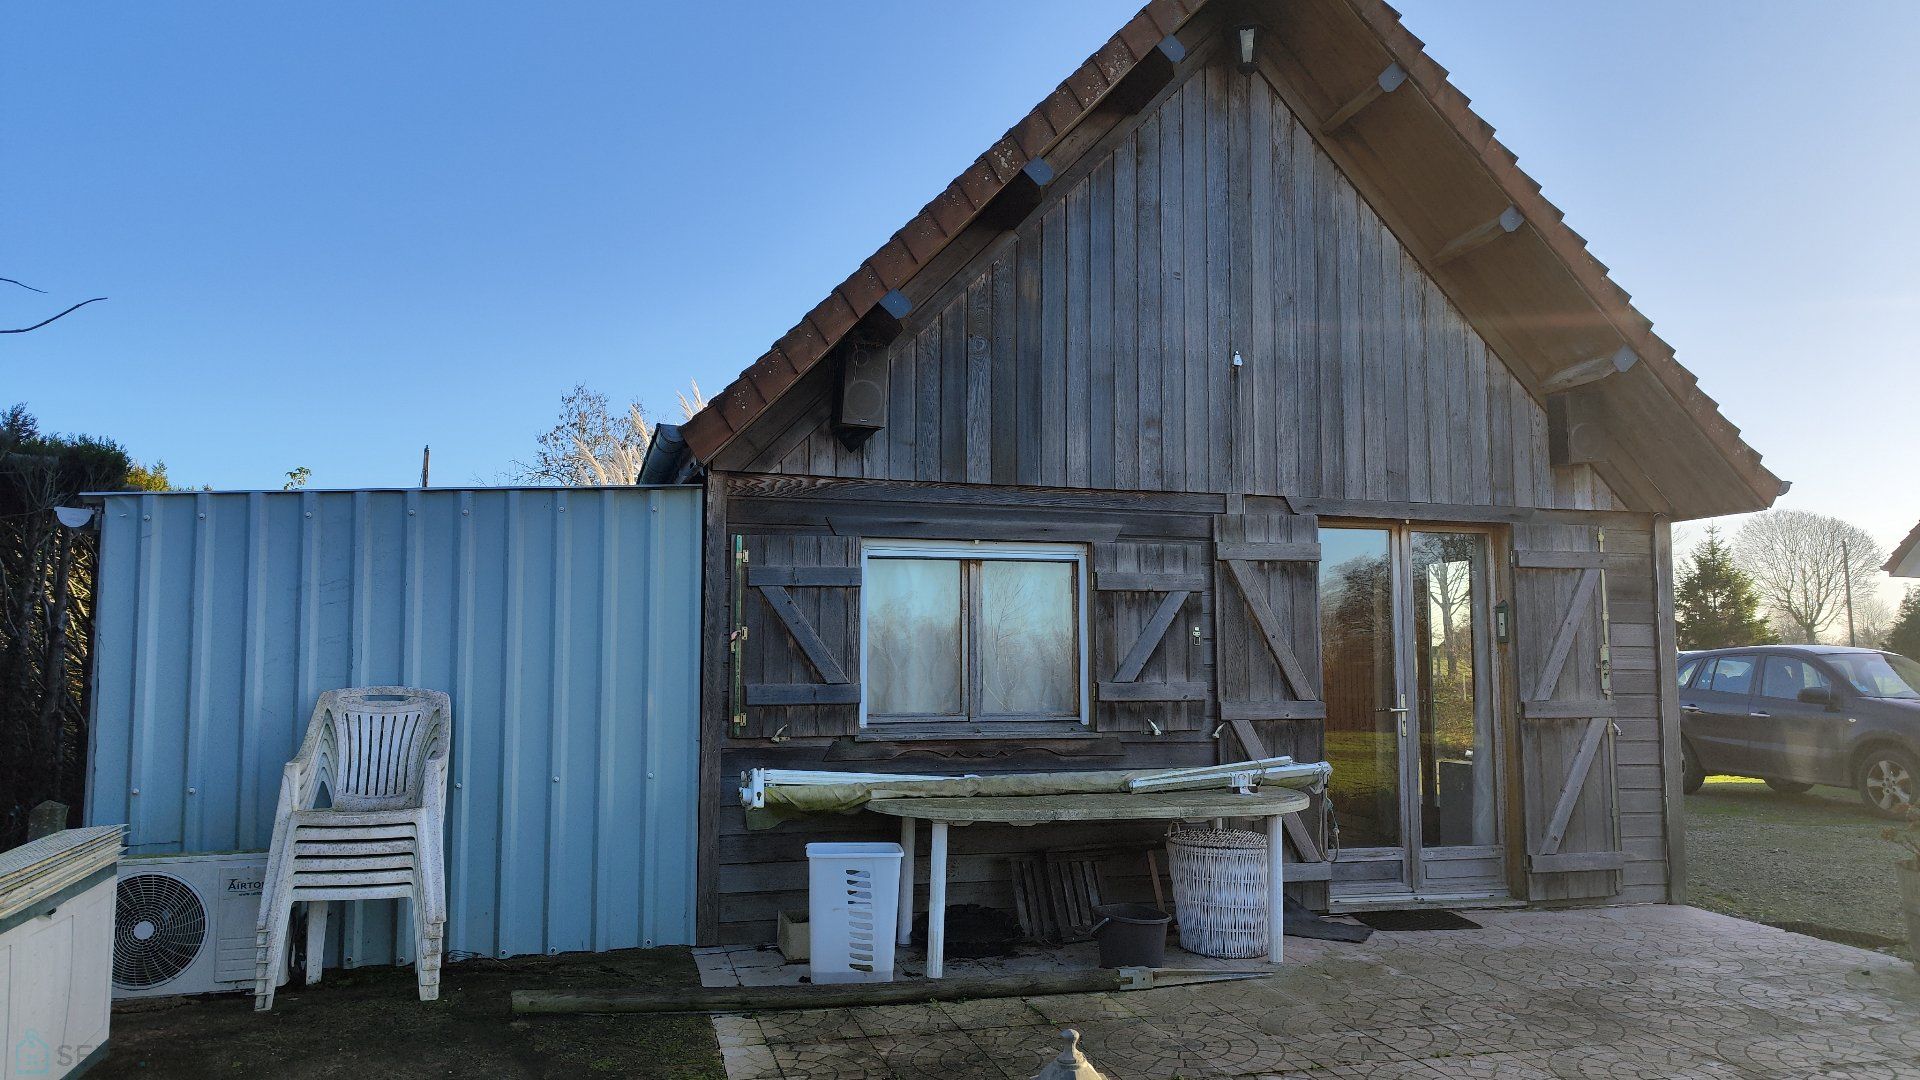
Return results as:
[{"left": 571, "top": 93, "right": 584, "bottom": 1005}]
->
[{"left": 1318, "top": 524, "right": 1505, "bottom": 902}]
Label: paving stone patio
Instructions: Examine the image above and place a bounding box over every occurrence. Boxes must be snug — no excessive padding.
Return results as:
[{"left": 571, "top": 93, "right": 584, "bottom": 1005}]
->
[{"left": 696, "top": 906, "right": 1920, "bottom": 1079}]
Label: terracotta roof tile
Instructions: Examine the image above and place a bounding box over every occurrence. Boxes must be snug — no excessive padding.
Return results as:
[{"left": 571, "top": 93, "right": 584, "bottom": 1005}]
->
[
  {"left": 679, "top": 404, "right": 732, "bottom": 450},
  {"left": 899, "top": 215, "right": 947, "bottom": 262},
  {"left": 1014, "top": 110, "right": 1058, "bottom": 158},
  {"left": 1120, "top": 12, "right": 1164, "bottom": 57},
  {"left": 985, "top": 137, "right": 1026, "bottom": 183},
  {"left": 1066, "top": 61, "right": 1109, "bottom": 109},
  {"left": 1145, "top": 0, "right": 1182, "bottom": 35},
  {"left": 1044, "top": 87, "right": 1090, "bottom": 133},
  {"left": 840, "top": 269, "right": 887, "bottom": 314},
  {"left": 1095, "top": 39, "right": 1137, "bottom": 82},
  {"left": 867, "top": 238, "right": 918, "bottom": 290},
  {"left": 745, "top": 351, "right": 802, "bottom": 402},
  {"left": 929, "top": 187, "right": 974, "bottom": 235},
  {"left": 774, "top": 321, "right": 827, "bottom": 372},
  {"left": 805, "top": 294, "right": 859, "bottom": 346},
  {"left": 957, "top": 162, "right": 1000, "bottom": 209}
]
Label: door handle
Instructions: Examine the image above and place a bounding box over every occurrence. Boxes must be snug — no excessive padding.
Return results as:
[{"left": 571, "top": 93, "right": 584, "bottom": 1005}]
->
[
  {"left": 1749, "top": 710, "right": 1770, "bottom": 718},
  {"left": 1679, "top": 704, "right": 1703, "bottom": 714}
]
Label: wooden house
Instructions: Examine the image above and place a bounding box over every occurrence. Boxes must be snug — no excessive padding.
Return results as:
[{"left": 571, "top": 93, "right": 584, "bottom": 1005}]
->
[{"left": 661, "top": 0, "right": 1785, "bottom": 947}]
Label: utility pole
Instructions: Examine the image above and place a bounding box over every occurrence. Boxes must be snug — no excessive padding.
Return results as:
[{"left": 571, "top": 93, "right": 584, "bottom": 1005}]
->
[
  {"left": 1842, "top": 538, "right": 1857, "bottom": 647},
  {"left": 421, "top": 445, "right": 431, "bottom": 488}
]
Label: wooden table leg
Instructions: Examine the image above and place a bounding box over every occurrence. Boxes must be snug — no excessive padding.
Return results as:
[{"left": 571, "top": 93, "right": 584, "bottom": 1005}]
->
[
  {"left": 896, "top": 817, "right": 916, "bottom": 947},
  {"left": 927, "top": 821, "right": 948, "bottom": 979},
  {"left": 1266, "top": 813, "right": 1285, "bottom": 964}
]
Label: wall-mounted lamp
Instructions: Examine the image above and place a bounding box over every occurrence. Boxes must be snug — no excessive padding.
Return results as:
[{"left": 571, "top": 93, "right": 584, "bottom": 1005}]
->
[
  {"left": 1235, "top": 24, "right": 1259, "bottom": 73},
  {"left": 54, "top": 506, "right": 95, "bottom": 529}
]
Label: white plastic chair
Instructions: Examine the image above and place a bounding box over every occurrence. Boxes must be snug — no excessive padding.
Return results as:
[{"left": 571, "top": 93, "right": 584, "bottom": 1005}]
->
[{"left": 254, "top": 687, "right": 452, "bottom": 1011}]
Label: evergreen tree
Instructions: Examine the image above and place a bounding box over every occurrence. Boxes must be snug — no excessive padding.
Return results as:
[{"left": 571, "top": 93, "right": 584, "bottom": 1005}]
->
[
  {"left": 1886, "top": 587, "right": 1920, "bottom": 661},
  {"left": 1676, "top": 526, "right": 1777, "bottom": 649}
]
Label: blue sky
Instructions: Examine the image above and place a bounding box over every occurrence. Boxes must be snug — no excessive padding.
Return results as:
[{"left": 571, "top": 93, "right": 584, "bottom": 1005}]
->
[{"left": 6, "top": 2, "right": 1916, "bottom": 552}]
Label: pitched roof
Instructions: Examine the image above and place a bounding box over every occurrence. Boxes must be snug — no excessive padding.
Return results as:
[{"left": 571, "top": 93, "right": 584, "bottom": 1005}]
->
[
  {"left": 680, "top": 0, "right": 1784, "bottom": 518},
  {"left": 1887, "top": 520, "right": 1920, "bottom": 577}
]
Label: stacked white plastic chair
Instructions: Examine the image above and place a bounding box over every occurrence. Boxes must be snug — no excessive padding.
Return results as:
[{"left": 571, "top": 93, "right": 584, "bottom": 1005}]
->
[{"left": 254, "top": 687, "right": 452, "bottom": 1011}]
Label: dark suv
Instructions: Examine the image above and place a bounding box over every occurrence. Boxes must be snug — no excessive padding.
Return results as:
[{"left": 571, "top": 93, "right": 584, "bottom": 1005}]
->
[{"left": 1678, "top": 645, "right": 1919, "bottom": 817}]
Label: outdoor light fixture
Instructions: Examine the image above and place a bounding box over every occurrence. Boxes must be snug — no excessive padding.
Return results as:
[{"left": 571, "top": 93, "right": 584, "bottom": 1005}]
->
[
  {"left": 1236, "top": 23, "right": 1258, "bottom": 73},
  {"left": 54, "top": 506, "right": 95, "bottom": 529}
]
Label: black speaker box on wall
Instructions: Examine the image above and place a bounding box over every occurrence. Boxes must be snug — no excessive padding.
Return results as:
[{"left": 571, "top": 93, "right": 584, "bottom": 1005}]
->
[{"left": 832, "top": 337, "right": 888, "bottom": 450}]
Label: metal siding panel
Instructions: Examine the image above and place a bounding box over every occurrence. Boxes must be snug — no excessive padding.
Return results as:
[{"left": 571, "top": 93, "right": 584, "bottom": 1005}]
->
[
  {"left": 85, "top": 498, "right": 141, "bottom": 835},
  {"left": 593, "top": 492, "right": 631, "bottom": 952},
  {"left": 85, "top": 487, "right": 702, "bottom": 967},
  {"left": 134, "top": 494, "right": 195, "bottom": 849},
  {"left": 198, "top": 494, "right": 251, "bottom": 851},
  {"left": 550, "top": 490, "right": 597, "bottom": 956},
  {"left": 651, "top": 489, "right": 702, "bottom": 945}
]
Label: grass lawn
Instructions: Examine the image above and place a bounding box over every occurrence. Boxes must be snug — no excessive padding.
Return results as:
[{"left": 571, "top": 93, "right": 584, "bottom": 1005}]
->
[
  {"left": 1686, "top": 775, "right": 1911, "bottom": 961},
  {"left": 96, "top": 946, "right": 725, "bottom": 1079}
]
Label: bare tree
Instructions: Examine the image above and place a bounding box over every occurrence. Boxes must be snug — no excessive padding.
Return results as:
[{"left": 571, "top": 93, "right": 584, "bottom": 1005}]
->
[
  {"left": 1734, "top": 510, "right": 1885, "bottom": 644},
  {"left": 510, "top": 381, "right": 708, "bottom": 486}
]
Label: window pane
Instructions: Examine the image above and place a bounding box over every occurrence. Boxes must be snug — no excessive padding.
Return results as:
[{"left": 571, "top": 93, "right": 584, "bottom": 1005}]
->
[
  {"left": 1678, "top": 660, "right": 1699, "bottom": 689},
  {"left": 977, "top": 560, "right": 1078, "bottom": 715},
  {"left": 1708, "top": 657, "right": 1754, "bottom": 694},
  {"left": 865, "top": 559, "right": 963, "bottom": 716},
  {"left": 1412, "top": 532, "right": 1494, "bottom": 848},
  {"left": 1319, "top": 528, "right": 1400, "bottom": 850},
  {"left": 1760, "top": 658, "right": 1827, "bottom": 700}
]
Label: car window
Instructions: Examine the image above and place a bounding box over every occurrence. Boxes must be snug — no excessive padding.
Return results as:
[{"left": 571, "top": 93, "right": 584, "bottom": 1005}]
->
[
  {"left": 1758, "top": 657, "right": 1831, "bottom": 701},
  {"left": 1827, "top": 652, "right": 1920, "bottom": 700},
  {"left": 1704, "top": 656, "right": 1755, "bottom": 694},
  {"left": 1678, "top": 659, "right": 1701, "bottom": 689}
]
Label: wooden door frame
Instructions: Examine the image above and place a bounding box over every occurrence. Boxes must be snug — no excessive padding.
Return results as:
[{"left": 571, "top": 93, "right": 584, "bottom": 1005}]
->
[{"left": 1320, "top": 518, "right": 1514, "bottom": 901}]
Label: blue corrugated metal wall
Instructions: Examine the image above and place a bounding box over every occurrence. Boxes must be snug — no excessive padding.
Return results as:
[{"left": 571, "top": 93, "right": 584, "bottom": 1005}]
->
[{"left": 86, "top": 487, "right": 702, "bottom": 965}]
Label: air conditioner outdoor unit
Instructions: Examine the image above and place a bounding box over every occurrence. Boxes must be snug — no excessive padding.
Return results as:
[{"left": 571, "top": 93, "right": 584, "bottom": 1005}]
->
[{"left": 113, "top": 852, "right": 287, "bottom": 999}]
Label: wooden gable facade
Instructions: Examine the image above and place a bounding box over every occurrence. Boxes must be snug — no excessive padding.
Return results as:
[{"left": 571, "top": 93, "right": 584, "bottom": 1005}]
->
[
  {"left": 727, "top": 61, "right": 1617, "bottom": 515},
  {"left": 680, "top": 0, "right": 1780, "bottom": 946}
]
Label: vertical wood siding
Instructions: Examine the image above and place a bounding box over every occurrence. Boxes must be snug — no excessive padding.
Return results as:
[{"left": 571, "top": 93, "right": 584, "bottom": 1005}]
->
[
  {"left": 746, "top": 63, "right": 1617, "bottom": 515},
  {"left": 87, "top": 488, "right": 703, "bottom": 965}
]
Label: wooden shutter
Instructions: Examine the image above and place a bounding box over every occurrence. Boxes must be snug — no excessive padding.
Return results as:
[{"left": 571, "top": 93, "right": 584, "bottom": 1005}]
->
[
  {"left": 734, "top": 533, "right": 860, "bottom": 739},
  {"left": 1092, "top": 539, "right": 1211, "bottom": 732},
  {"left": 1511, "top": 523, "right": 1624, "bottom": 900},
  {"left": 1211, "top": 512, "right": 1331, "bottom": 883}
]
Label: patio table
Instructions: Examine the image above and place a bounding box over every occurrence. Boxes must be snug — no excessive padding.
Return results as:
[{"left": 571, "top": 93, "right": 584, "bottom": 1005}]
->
[{"left": 868, "top": 787, "right": 1310, "bottom": 977}]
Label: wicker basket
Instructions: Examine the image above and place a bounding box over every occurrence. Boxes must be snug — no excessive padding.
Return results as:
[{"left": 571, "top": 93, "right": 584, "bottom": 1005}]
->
[{"left": 1165, "top": 829, "right": 1268, "bottom": 959}]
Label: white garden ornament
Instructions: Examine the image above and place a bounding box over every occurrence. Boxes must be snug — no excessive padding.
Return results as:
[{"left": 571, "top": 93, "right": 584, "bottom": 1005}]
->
[{"left": 254, "top": 687, "right": 452, "bottom": 1010}]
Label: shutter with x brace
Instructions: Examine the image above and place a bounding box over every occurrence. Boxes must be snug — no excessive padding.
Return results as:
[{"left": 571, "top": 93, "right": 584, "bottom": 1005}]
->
[
  {"left": 1512, "top": 522, "right": 1624, "bottom": 900},
  {"left": 733, "top": 533, "right": 860, "bottom": 739},
  {"left": 1210, "top": 511, "right": 1332, "bottom": 884},
  {"left": 1092, "top": 539, "right": 1211, "bottom": 733}
]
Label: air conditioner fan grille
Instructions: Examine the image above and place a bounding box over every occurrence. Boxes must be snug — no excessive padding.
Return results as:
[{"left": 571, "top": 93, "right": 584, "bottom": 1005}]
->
[{"left": 114, "top": 872, "right": 208, "bottom": 989}]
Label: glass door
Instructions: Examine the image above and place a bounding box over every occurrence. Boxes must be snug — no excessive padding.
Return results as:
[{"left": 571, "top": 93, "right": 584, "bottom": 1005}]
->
[{"left": 1320, "top": 525, "right": 1504, "bottom": 901}]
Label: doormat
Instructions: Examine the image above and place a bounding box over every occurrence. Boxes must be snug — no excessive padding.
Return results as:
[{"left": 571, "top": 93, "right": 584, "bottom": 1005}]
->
[{"left": 1351, "top": 909, "right": 1482, "bottom": 931}]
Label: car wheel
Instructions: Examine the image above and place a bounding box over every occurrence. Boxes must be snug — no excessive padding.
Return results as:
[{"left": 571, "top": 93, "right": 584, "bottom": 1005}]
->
[
  {"left": 1682, "top": 742, "right": 1705, "bottom": 795},
  {"left": 1763, "top": 778, "right": 1813, "bottom": 795},
  {"left": 1856, "top": 746, "right": 1917, "bottom": 818}
]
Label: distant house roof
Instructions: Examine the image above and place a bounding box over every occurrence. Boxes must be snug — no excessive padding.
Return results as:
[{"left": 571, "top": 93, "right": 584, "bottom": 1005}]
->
[
  {"left": 1887, "top": 520, "right": 1920, "bottom": 577},
  {"left": 680, "top": 0, "right": 1785, "bottom": 519}
]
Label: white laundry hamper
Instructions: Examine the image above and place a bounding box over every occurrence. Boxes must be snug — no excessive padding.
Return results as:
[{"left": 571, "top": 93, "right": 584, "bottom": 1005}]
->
[
  {"left": 805, "top": 842, "right": 904, "bottom": 984},
  {"left": 1166, "top": 828, "right": 1269, "bottom": 959}
]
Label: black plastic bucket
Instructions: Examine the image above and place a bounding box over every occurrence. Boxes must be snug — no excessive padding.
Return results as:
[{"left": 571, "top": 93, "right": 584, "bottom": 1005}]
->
[{"left": 1091, "top": 903, "right": 1170, "bottom": 968}]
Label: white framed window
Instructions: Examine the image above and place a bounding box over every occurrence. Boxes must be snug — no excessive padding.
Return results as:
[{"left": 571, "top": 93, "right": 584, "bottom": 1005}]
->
[{"left": 859, "top": 539, "right": 1090, "bottom": 728}]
